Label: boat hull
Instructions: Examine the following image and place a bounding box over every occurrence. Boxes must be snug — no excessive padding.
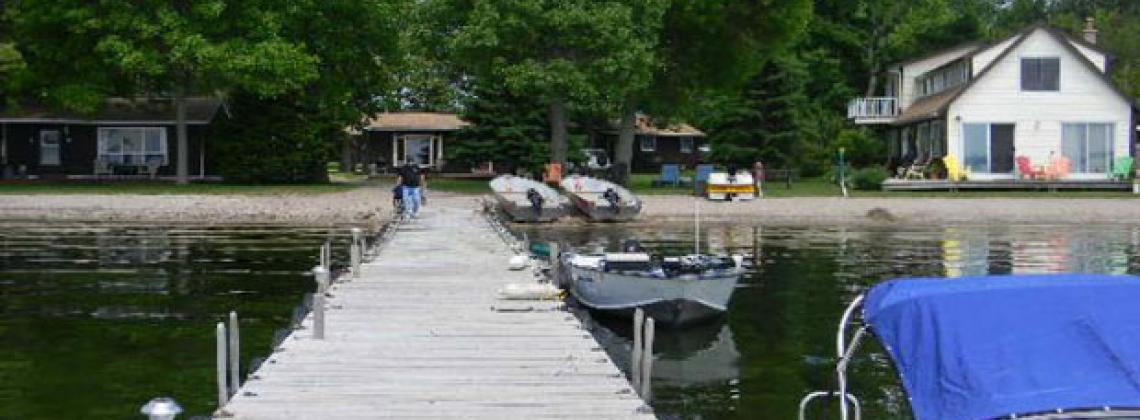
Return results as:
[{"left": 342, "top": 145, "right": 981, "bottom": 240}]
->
[
  {"left": 564, "top": 262, "right": 739, "bottom": 327},
  {"left": 565, "top": 194, "right": 640, "bottom": 222},
  {"left": 494, "top": 195, "right": 565, "bottom": 222},
  {"left": 559, "top": 175, "right": 641, "bottom": 222}
]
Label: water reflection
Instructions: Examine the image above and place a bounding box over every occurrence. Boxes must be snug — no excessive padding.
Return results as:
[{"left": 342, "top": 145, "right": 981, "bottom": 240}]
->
[{"left": 518, "top": 222, "right": 1140, "bottom": 419}]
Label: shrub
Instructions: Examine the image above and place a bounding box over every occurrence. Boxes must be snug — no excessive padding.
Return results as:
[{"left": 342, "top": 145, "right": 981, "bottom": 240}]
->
[{"left": 851, "top": 166, "right": 890, "bottom": 190}]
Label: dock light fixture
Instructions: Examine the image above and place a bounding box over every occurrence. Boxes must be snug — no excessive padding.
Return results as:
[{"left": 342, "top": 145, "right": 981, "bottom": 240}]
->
[{"left": 140, "top": 397, "right": 182, "bottom": 420}]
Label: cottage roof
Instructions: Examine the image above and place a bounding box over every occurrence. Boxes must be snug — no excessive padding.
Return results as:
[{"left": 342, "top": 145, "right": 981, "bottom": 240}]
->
[
  {"left": 361, "top": 112, "right": 470, "bottom": 132},
  {"left": 893, "top": 86, "right": 964, "bottom": 125},
  {"left": 0, "top": 97, "right": 222, "bottom": 125},
  {"left": 600, "top": 114, "right": 705, "bottom": 137}
]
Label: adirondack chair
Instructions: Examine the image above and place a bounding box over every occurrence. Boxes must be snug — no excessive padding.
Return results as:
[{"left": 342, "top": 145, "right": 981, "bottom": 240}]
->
[
  {"left": 93, "top": 157, "right": 113, "bottom": 177},
  {"left": 1045, "top": 156, "right": 1072, "bottom": 180},
  {"left": 651, "top": 163, "right": 690, "bottom": 187},
  {"left": 942, "top": 155, "right": 965, "bottom": 181},
  {"left": 543, "top": 162, "right": 562, "bottom": 185},
  {"left": 1112, "top": 156, "right": 1134, "bottom": 180},
  {"left": 1015, "top": 156, "right": 1046, "bottom": 180},
  {"left": 693, "top": 164, "right": 715, "bottom": 194}
]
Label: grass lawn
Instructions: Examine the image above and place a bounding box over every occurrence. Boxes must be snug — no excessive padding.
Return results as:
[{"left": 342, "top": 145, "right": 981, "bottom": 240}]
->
[
  {"left": 0, "top": 182, "right": 359, "bottom": 195},
  {"left": 424, "top": 177, "right": 493, "bottom": 194}
]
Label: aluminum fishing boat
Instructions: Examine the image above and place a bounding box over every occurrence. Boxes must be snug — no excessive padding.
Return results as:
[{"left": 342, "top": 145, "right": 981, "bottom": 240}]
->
[
  {"left": 559, "top": 175, "right": 641, "bottom": 221},
  {"left": 801, "top": 274, "right": 1140, "bottom": 420},
  {"left": 560, "top": 244, "right": 743, "bottom": 327},
  {"left": 489, "top": 175, "right": 567, "bottom": 222}
]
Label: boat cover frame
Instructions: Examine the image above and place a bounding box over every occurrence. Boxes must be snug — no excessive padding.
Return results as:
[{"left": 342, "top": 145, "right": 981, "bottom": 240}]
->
[{"left": 802, "top": 274, "right": 1140, "bottom": 420}]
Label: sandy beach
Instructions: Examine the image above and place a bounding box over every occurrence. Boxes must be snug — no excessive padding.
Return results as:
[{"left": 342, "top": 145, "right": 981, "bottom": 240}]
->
[{"left": 3, "top": 187, "right": 1140, "bottom": 226}]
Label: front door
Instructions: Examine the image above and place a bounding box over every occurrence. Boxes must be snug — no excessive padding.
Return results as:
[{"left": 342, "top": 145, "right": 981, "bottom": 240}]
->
[
  {"left": 403, "top": 135, "right": 433, "bottom": 167},
  {"left": 39, "top": 130, "right": 61, "bottom": 166},
  {"left": 990, "top": 124, "right": 1015, "bottom": 174}
]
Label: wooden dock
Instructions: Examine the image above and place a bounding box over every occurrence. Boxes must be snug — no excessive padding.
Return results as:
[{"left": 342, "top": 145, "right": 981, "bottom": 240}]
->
[{"left": 220, "top": 202, "right": 652, "bottom": 419}]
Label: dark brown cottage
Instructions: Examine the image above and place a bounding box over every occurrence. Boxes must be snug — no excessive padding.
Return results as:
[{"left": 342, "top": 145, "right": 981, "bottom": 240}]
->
[
  {"left": 0, "top": 98, "right": 223, "bottom": 180},
  {"left": 592, "top": 114, "right": 707, "bottom": 173}
]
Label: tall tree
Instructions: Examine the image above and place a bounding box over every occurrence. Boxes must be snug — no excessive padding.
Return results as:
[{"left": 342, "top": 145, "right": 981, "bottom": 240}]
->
[
  {"left": 10, "top": 0, "right": 320, "bottom": 184},
  {"left": 448, "top": 77, "right": 549, "bottom": 175},
  {"left": 705, "top": 55, "right": 810, "bottom": 169},
  {"left": 449, "top": 0, "right": 667, "bottom": 165}
]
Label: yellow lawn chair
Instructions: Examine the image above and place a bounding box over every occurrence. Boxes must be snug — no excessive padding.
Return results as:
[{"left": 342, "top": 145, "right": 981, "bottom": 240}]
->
[{"left": 942, "top": 155, "right": 965, "bottom": 182}]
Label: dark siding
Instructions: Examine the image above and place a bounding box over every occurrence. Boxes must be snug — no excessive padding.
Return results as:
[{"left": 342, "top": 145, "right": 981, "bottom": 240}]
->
[
  {"left": 1, "top": 123, "right": 217, "bottom": 177},
  {"left": 599, "top": 134, "right": 704, "bottom": 173}
]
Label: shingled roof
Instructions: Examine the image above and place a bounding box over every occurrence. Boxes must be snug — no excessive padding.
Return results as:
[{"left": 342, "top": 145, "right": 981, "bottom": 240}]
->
[
  {"left": 0, "top": 97, "right": 222, "bottom": 125},
  {"left": 361, "top": 112, "right": 470, "bottom": 132}
]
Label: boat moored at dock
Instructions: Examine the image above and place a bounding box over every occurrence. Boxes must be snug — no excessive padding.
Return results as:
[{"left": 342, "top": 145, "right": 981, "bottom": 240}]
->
[
  {"left": 489, "top": 175, "right": 568, "bottom": 222},
  {"left": 560, "top": 175, "right": 641, "bottom": 222}
]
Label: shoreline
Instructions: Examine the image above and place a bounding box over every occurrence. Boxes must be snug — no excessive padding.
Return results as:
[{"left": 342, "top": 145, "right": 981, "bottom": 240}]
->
[{"left": 4, "top": 189, "right": 1140, "bottom": 227}]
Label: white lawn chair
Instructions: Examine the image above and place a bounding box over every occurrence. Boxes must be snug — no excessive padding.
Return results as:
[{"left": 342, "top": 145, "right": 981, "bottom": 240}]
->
[{"left": 93, "top": 157, "right": 113, "bottom": 178}]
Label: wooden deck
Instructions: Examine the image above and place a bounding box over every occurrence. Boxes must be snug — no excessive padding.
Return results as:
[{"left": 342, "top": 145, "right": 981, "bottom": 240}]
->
[
  {"left": 220, "top": 203, "right": 651, "bottom": 419},
  {"left": 882, "top": 178, "right": 1132, "bottom": 191}
]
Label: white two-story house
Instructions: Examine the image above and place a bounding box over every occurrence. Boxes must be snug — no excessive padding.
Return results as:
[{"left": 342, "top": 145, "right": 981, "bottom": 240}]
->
[{"left": 849, "top": 21, "right": 1138, "bottom": 181}]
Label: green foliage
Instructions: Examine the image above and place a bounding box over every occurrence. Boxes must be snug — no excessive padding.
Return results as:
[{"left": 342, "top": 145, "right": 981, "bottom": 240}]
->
[
  {"left": 448, "top": 78, "right": 549, "bottom": 174},
  {"left": 213, "top": 94, "right": 332, "bottom": 183},
  {"left": 832, "top": 128, "right": 884, "bottom": 168},
  {"left": 850, "top": 165, "right": 890, "bottom": 190},
  {"left": 705, "top": 55, "right": 808, "bottom": 168}
]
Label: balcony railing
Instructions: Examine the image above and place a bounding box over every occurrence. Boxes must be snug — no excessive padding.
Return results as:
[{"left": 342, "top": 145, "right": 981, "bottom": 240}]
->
[{"left": 847, "top": 97, "right": 898, "bottom": 122}]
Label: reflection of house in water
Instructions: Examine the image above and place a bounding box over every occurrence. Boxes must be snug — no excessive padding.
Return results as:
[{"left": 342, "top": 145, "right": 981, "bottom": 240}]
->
[
  {"left": 942, "top": 226, "right": 1133, "bottom": 276},
  {"left": 96, "top": 229, "right": 172, "bottom": 265}
]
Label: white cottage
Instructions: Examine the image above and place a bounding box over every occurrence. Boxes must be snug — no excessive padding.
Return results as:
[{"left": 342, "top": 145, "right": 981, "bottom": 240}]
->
[{"left": 849, "top": 21, "right": 1138, "bottom": 181}]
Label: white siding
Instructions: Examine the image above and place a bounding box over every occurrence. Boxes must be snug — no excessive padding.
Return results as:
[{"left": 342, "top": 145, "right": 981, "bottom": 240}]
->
[
  {"left": 1069, "top": 40, "right": 1107, "bottom": 72},
  {"left": 899, "top": 45, "right": 979, "bottom": 109},
  {"left": 947, "top": 29, "right": 1132, "bottom": 179},
  {"left": 972, "top": 35, "right": 1019, "bottom": 75}
]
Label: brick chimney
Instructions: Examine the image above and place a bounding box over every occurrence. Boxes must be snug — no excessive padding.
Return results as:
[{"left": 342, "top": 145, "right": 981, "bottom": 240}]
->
[{"left": 1082, "top": 17, "right": 1098, "bottom": 45}]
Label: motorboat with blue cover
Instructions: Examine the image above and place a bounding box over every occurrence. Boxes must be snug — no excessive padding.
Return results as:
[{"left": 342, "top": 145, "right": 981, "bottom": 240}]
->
[
  {"left": 559, "top": 175, "right": 641, "bottom": 221},
  {"left": 489, "top": 175, "right": 567, "bottom": 222},
  {"left": 801, "top": 274, "right": 1140, "bottom": 420},
  {"left": 559, "top": 241, "right": 744, "bottom": 327}
]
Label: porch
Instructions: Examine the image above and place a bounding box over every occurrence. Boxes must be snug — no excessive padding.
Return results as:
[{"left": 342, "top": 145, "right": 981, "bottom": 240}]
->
[{"left": 883, "top": 178, "right": 1131, "bottom": 191}]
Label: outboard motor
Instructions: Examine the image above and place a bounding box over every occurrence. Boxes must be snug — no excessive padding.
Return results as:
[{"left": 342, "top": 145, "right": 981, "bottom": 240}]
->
[
  {"left": 526, "top": 188, "right": 544, "bottom": 215},
  {"left": 602, "top": 188, "right": 621, "bottom": 211},
  {"left": 621, "top": 239, "right": 646, "bottom": 253}
]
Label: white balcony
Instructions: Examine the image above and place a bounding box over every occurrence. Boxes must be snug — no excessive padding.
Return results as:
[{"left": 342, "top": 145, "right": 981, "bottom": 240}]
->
[{"left": 847, "top": 97, "right": 898, "bottom": 124}]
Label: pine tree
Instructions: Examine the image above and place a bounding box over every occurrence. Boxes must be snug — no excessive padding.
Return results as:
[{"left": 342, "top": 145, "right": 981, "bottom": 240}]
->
[
  {"left": 707, "top": 55, "right": 808, "bottom": 169},
  {"left": 448, "top": 79, "right": 549, "bottom": 175}
]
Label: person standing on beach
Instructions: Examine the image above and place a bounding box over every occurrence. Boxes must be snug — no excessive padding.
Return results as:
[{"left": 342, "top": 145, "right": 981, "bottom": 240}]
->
[{"left": 396, "top": 163, "right": 426, "bottom": 218}]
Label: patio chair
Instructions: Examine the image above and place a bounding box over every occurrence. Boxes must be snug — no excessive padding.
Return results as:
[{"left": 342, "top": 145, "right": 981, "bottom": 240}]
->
[
  {"left": 902, "top": 157, "right": 927, "bottom": 180},
  {"left": 1045, "top": 156, "right": 1072, "bottom": 180},
  {"left": 542, "top": 162, "right": 562, "bottom": 185},
  {"left": 93, "top": 157, "right": 113, "bottom": 177},
  {"left": 1015, "top": 155, "right": 1045, "bottom": 180},
  {"left": 145, "top": 158, "right": 163, "bottom": 179},
  {"left": 651, "top": 163, "right": 690, "bottom": 187},
  {"left": 942, "top": 155, "right": 965, "bottom": 181},
  {"left": 1112, "top": 156, "right": 1134, "bottom": 181}
]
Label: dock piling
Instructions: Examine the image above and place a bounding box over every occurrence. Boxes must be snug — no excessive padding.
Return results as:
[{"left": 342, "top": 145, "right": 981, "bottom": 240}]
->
[
  {"left": 351, "top": 228, "right": 362, "bottom": 278},
  {"left": 215, "top": 322, "right": 228, "bottom": 406},
  {"left": 640, "top": 317, "right": 656, "bottom": 400},
  {"left": 313, "top": 293, "right": 325, "bottom": 340},
  {"left": 313, "top": 266, "right": 330, "bottom": 294},
  {"left": 320, "top": 241, "right": 330, "bottom": 271},
  {"left": 227, "top": 311, "right": 240, "bottom": 396},
  {"left": 632, "top": 308, "right": 644, "bottom": 390}
]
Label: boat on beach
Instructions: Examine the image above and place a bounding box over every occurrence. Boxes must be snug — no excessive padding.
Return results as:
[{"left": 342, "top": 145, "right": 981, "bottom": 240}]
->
[
  {"left": 559, "top": 242, "right": 743, "bottom": 327},
  {"left": 560, "top": 175, "right": 641, "bottom": 221},
  {"left": 488, "top": 175, "right": 567, "bottom": 222}
]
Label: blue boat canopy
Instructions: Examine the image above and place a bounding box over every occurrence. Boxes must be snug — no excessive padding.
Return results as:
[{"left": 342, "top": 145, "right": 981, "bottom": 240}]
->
[{"left": 864, "top": 274, "right": 1140, "bottom": 420}]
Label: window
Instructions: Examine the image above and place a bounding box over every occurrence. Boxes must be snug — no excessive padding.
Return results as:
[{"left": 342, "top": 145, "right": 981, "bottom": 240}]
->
[
  {"left": 639, "top": 136, "right": 656, "bottom": 152},
  {"left": 963, "top": 123, "right": 990, "bottom": 172},
  {"left": 679, "top": 137, "right": 693, "bottom": 153},
  {"left": 930, "top": 121, "right": 946, "bottom": 158},
  {"left": 963, "top": 123, "right": 1015, "bottom": 174},
  {"left": 98, "top": 127, "right": 167, "bottom": 165},
  {"left": 39, "top": 130, "right": 61, "bottom": 166},
  {"left": 1062, "top": 123, "right": 1113, "bottom": 173},
  {"left": 1021, "top": 57, "right": 1059, "bottom": 91}
]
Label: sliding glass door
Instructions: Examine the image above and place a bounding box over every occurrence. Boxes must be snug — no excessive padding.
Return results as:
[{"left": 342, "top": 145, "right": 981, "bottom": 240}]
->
[
  {"left": 962, "top": 123, "right": 1015, "bottom": 174},
  {"left": 1062, "top": 123, "right": 1113, "bottom": 173}
]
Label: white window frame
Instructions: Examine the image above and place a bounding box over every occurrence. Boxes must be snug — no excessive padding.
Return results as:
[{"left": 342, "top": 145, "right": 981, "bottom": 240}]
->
[
  {"left": 962, "top": 122, "right": 993, "bottom": 173},
  {"left": 679, "top": 137, "right": 693, "bottom": 153},
  {"left": 39, "top": 130, "right": 61, "bottom": 166},
  {"left": 1020, "top": 56, "right": 1060, "bottom": 92},
  {"left": 97, "top": 127, "right": 168, "bottom": 166},
  {"left": 1061, "top": 122, "right": 1114, "bottom": 174},
  {"left": 639, "top": 136, "right": 656, "bottom": 152}
]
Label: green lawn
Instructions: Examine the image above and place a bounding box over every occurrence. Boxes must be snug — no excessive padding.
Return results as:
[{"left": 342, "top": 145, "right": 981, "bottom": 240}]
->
[
  {"left": 424, "top": 177, "right": 493, "bottom": 194},
  {"left": 0, "top": 182, "right": 359, "bottom": 195}
]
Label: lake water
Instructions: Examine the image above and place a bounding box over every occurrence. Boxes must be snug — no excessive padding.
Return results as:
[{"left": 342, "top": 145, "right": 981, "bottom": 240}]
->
[
  {"left": 516, "top": 223, "right": 1140, "bottom": 419},
  {"left": 4, "top": 221, "right": 1140, "bottom": 419}
]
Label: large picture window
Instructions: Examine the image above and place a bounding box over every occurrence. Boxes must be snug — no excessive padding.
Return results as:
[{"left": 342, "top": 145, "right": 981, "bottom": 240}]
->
[
  {"left": 1021, "top": 57, "right": 1059, "bottom": 91},
  {"left": 962, "top": 123, "right": 1015, "bottom": 174},
  {"left": 639, "top": 136, "right": 656, "bottom": 152},
  {"left": 98, "top": 127, "right": 168, "bottom": 165},
  {"left": 1062, "top": 123, "right": 1113, "bottom": 173}
]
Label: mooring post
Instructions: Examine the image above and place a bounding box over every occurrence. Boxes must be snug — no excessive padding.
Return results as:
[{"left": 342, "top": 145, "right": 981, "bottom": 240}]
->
[
  {"left": 632, "top": 308, "right": 644, "bottom": 390},
  {"left": 313, "top": 293, "right": 325, "bottom": 340},
  {"left": 215, "top": 322, "right": 228, "bottom": 407},
  {"left": 752, "top": 225, "right": 761, "bottom": 266},
  {"left": 351, "top": 228, "right": 362, "bottom": 278},
  {"left": 313, "top": 266, "right": 330, "bottom": 294},
  {"left": 320, "top": 241, "right": 330, "bottom": 271},
  {"left": 228, "top": 311, "right": 240, "bottom": 396},
  {"left": 640, "top": 317, "right": 656, "bottom": 400}
]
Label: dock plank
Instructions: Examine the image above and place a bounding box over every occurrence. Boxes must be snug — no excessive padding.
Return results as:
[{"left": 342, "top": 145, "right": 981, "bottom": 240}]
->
[{"left": 221, "top": 204, "right": 652, "bottom": 419}]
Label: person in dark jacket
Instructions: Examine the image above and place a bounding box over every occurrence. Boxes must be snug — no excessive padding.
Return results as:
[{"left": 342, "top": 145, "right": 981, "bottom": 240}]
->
[{"left": 395, "top": 163, "right": 426, "bottom": 218}]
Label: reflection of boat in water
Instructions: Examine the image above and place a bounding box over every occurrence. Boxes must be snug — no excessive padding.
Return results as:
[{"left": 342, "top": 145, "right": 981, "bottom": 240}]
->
[
  {"left": 590, "top": 317, "right": 740, "bottom": 387},
  {"left": 560, "top": 242, "right": 743, "bottom": 327},
  {"left": 559, "top": 175, "right": 641, "bottom": 222},
  {"left": 488, "top": 175, "right": 567, "bottom": 222}
]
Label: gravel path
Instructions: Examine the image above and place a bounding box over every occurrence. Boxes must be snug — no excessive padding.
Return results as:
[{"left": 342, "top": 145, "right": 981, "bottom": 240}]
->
[{"left": 3, "top": 189, "right": 1139, "bottom": 227}]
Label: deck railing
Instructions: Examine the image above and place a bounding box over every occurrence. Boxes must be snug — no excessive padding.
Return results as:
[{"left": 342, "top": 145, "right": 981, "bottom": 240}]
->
[{"left": 846, "top": 97, "right": 899, "bottom": 121}]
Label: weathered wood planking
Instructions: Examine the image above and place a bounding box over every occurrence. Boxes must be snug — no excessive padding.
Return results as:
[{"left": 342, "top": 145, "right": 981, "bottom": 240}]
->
[{"left": 221, "top": 204, "right": 652, "bottom": 419}]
